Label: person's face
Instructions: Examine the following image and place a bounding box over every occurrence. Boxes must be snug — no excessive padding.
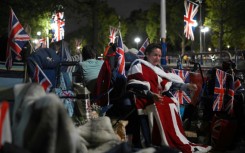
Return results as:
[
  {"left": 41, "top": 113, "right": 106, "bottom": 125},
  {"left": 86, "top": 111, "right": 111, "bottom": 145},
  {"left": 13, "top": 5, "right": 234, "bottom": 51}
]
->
[{"left": 146, "top": 48, "right": 162, "bottom": 66}]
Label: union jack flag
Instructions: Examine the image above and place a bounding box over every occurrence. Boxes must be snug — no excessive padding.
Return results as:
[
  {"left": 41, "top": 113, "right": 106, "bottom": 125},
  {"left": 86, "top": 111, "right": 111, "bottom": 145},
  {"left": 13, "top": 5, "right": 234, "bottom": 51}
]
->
[
  {"left": 213, "top": 69, "right": 226, "bottom": 112},
  {"left": 171, "top": 69, "right": 191, "bottom": 104},
  {"left": 116, "top": 31, "right": 125, "bottom": 76},
  {"left": 184, "top": 0, "right": 199, "bottom": 41},
  {"left": 51, "top": 11, "right": 65, "bottom": 42},
  {"left": 137, "top": 38, "right": 149, "bottom": 59},
  {"left": 33, "top": 63, "right": 53, "bottom": 92},
  {"left": 109, "top": 26, "right": 118, "bottom": 43},
  {"left": 5, "top": 8, "right": 30, "bottom": 70},
  {"left": 224, "top": 74, "right": 234, "bottom": 115},
  {"left": 234, "top": 78, "right": 242, "bottom": 92}
]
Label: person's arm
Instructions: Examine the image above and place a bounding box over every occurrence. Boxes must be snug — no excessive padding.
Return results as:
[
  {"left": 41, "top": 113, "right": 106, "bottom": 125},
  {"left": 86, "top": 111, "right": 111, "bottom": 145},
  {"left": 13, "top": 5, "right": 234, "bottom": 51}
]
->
[
  {"left": 171, "top": 82, "right": 197, "bottom": 91},
  {"left": 127, "top": 85, "right": 163, "bottom": 102}
]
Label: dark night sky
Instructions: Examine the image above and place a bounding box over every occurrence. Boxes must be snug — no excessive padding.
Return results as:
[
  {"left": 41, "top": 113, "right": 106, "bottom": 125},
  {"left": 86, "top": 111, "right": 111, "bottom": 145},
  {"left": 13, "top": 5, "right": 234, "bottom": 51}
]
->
[
  {"left": 106, "top": 0, "right": 160, "bottom": 17},
  {"left": 66, "top": 0, "right": 160, "bottom": 34}
]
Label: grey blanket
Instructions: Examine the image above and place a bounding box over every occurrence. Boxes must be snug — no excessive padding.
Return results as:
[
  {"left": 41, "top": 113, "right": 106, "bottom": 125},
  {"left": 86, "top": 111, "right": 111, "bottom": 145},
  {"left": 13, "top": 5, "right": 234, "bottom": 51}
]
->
[{"left": 11, "top": 83, "right": 81, "bottom": 153}]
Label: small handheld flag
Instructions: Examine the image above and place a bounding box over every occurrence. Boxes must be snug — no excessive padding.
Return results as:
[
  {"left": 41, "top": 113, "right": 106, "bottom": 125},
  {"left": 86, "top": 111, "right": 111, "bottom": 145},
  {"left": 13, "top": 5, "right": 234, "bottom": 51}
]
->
[{"left": 33, "top": 63, "right": 53, "bottom": 92}]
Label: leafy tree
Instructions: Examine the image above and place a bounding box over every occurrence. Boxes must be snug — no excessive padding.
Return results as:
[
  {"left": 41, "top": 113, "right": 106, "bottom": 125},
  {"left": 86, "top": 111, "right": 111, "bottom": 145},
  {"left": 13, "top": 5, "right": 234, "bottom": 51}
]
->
[
  {"left": 125, "top": 9, "right": 148, "bottom": 49},
  {"left": 0, "top": 0, "right": 126, "bottom": 53},
  {"left": 165, "top": 0, "right": 186, "bottom": 55},
  {"left": 64, "top": 0, "right": 125, "bottom": 53},
  {"left": 0, "top": 0, "right": 58, "bottom": 36},
  {"left": 145, "top": 1, "right": 187, "bottom": 55},
  {"left": 205, "top": 0, "right": 245, "bottom": 51},
  {"left": 146, "top": 3, "right": 161, "bottom": 44}
]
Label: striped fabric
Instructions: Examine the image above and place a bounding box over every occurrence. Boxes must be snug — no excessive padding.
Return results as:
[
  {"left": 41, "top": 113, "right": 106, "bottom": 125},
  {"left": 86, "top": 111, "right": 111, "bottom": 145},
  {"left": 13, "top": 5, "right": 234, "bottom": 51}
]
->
[{"left": 65, "top": 54, "right": 82, "bottom": 73}]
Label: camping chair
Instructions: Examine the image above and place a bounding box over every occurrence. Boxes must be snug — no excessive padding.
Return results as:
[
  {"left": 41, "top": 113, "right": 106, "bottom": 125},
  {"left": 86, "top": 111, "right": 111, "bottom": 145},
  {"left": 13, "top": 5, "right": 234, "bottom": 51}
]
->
[{"left": 53, "top": 61, "right": 83, "bottom": 117}]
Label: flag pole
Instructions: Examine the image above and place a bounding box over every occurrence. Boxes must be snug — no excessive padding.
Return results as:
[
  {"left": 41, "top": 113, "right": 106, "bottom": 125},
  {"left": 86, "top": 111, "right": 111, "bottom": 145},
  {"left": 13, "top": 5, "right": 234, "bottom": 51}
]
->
[
  {"left": 160, "top": 0, "right": 167, "bottom": 66},
  {"left": 23, "top": 41, "right": 33, "bottom": 83}
]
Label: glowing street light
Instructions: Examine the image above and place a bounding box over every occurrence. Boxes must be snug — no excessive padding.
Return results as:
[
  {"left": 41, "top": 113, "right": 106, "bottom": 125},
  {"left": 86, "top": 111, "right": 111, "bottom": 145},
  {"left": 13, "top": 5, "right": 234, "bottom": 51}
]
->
[
  {"left": 33, "top": 39, "right": 38, "bottom": 44},
  {"left": 200, "top": 26, "right": 209, "bottom": 33},
  {"left": 208, "top": 47, "right": 211, "bottom": 52},
  {"left": 201, "top": 26, "right": 209, "bottom": 52},
  {"left": 134, "top": 37, "right": 141, "bottom": 49},
  {"left": 37, "top": 31, "right": 41, "bottom": 36}
]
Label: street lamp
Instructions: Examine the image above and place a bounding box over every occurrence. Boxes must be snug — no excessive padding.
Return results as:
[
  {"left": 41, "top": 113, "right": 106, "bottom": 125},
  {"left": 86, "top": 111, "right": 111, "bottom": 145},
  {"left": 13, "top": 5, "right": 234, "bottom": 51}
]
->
[
  {"left": 227, "top": 45, "right": 230, "bottom": 50},
  {"left": 37, "top": 31, "right": 41, "bottom": 37},
  {"left": 134, "top": 37, "right": 141, "bottom": 49},
  {"left": 201, "top": 26, "right": 209, "bottom": 52}
]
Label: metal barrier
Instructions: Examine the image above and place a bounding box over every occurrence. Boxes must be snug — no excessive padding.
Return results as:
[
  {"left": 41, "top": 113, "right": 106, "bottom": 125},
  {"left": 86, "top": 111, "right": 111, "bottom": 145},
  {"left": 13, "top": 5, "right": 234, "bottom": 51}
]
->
[{"left": 166, "top": 51, "right": 232, "bottom": 70}]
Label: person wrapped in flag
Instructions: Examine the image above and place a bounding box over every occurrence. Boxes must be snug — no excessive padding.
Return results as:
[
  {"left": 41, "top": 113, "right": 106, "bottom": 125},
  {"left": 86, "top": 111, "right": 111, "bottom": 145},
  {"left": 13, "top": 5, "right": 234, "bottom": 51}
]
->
[{"left": 127, "top": 43, "right": 211, "bottom": 153}]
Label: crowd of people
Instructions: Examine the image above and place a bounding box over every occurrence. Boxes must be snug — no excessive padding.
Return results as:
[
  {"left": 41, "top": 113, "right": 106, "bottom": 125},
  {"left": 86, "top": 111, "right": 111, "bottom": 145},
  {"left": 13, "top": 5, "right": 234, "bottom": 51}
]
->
[{"left": 2, "top": 39, "right": 244, "bottom": 153}]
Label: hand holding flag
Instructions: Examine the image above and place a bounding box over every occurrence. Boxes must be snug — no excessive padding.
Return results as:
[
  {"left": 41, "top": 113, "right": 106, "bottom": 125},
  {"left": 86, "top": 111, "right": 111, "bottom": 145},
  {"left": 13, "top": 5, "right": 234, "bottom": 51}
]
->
[{"left": 109, "top": 26, "right": 118, "bottom": 44}]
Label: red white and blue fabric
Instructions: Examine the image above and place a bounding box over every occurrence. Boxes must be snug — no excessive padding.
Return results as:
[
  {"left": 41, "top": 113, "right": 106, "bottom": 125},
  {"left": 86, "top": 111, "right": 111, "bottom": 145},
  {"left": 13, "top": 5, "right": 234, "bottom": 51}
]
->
[
  {"left": 184, "top": 0, "right": 199, "bottom": 41},
  {"left": 33, "top": 63, "right": 53, "bottom": 92},
  {"left": 51, "top": 12, "right": 65, "bottom": 42},
  {"left": 171, "top": 69, "right": 191, "bottom": 104},
  {"left": 0, "top": 101, "right": 12, "bottom": 149},
  {"left": 109, "top": 26, "right": 118, "bottom": 43},
  {"left": 225, "top": 74, "right": 234, "bottom": 115},
  {"left": 137, "top": 38, "right": 149, "bottom": 59},
  {"left": 127, "top": 59, "right": 211, "bottom": 153},
  {"left": 5, "top": 8, "right": 30, "bottom": 70},
  {"left": 54, "top": 88, "right": 75, "bottom": 117},
  {"left": 37, "top": 38, "right": 46, "bottom": 48},
  {"left": 213, "top": 69, "right": 227, "bottom": 112},
  {"left": 234, "top": 78, "right": 242, "bottom": 92},
  {"left": 116, "top": 32, "right": 125, "bottom": 75}
]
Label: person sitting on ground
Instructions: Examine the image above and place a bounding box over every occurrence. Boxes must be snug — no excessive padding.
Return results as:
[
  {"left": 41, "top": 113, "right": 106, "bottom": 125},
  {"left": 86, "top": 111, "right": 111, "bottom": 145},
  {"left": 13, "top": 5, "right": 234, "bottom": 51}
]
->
[
  {"left": 126, "top": 43, "right": 212, "bottom": 153},
  {"left": 79, "top": 45, "right": 103, "bottom": 93}
]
